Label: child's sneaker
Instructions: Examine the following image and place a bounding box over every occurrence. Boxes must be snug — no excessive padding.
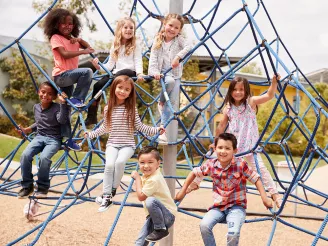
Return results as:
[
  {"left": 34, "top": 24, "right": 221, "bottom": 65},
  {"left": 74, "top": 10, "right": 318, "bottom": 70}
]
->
[
  {"left": 146, "top": 229, "right": 169, "bottom": 242},
  {"left": 65, "top": 139, "right": 82, "bottom": 151},
  {"left": 70, "top": 98, "right": 85, "bottom": 108},
  {"left": 17, "top": 185, "right": 34, "bottom": 199},
  {"left": 95, "top": 195, "right": 103, "bottom": 205},
  {"left": 98, "top": 194, "right": 113, "bottom": 212},
  {"left": 158, "top": 133, "right": 168, "bottom": 145},
  {"left": 35, "top": 187, "right": 48, "bottom": 198},
  {"left": 23, "top": 200, "right": 40, "bottom": 220}
]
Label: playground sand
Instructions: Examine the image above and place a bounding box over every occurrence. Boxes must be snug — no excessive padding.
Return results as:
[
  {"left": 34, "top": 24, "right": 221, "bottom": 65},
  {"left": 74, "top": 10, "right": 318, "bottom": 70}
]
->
[{"left": 0, "top": 167, "right": 327, "bottom": 245}]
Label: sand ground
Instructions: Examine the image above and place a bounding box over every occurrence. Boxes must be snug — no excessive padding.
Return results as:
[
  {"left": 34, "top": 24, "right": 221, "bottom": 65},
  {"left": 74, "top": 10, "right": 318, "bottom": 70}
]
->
[{"left": 0, "top": 161, "right": 328, "bottom": 245}]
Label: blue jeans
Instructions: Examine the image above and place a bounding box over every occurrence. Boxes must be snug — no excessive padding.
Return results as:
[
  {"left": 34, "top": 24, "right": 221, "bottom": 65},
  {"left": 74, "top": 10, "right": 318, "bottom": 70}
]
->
[
  {"left": 20, "top": 135, "right": 61, "bottom": 190},
  {"left": 135, "top": 197, "right": 175, "bottom": 246},
  {"left": 160, "top": 75, "right": 180, "bottom": 126},
  {"left": 200, "top": 205, "right": 246, "bottom": 246},
  {"left": 54, "top": 68, "right": 93, "bottom": 101}
]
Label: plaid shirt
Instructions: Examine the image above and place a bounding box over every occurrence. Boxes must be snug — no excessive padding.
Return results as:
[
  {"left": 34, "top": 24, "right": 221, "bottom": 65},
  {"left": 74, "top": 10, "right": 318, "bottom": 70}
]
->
[{"left": 193, "top": 157, "right": 259, "bottom": 211}]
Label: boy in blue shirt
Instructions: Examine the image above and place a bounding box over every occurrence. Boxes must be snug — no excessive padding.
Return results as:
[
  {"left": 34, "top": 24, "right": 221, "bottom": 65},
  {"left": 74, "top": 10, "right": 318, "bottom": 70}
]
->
[{"left": 17, "top": 82, "right": 69, "bottom": 198}]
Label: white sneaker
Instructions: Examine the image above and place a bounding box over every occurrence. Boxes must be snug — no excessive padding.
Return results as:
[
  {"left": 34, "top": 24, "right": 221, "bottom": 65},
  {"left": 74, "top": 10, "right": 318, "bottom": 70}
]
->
[
  {"left": 23, "top": 200, "right": 40, "bottom": 220},
  {"left": 158, "top": 133, "right": 168, "bottom": 145},
  {"left": 95, "top": 195, "right": 103, "bottom": 205},
  {"left": 98, "top": 194, "right": 113, "bottom": 212},
  {"left": 158, "top": 102, "right": 163, "bottom": 116}
]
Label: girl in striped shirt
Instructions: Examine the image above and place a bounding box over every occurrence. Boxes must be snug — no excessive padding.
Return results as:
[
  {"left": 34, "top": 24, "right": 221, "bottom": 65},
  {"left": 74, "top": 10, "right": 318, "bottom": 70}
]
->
[{"left": 85, "top": 75, "right": 165, "bottom": 212}]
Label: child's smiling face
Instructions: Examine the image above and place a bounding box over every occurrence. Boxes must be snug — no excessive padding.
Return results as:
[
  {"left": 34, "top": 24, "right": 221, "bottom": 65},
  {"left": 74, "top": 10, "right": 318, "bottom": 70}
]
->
[
  {"left": 215, "top": 139, "right": 237, "bottom": 167},
  {"left": 58, "top": 15, "right": 74, "bottom": 37},
  {"left": 138, "top": 153, "right": 160, "bottom": 177}
]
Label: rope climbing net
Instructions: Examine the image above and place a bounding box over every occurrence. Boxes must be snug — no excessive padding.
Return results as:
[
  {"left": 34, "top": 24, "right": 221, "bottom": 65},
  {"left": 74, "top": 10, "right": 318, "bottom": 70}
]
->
[{"left": 0, "top": 0, "right": 327, "bottom": 245}]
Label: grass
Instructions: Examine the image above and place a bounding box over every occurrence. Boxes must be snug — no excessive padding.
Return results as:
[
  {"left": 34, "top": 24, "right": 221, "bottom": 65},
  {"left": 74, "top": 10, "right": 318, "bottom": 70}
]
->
[
  {"left": 0, "top": 134, "right": 326, "bottom": 179},
  {"left": 0, "top": 134, "right": 104, "bottom": 169}
]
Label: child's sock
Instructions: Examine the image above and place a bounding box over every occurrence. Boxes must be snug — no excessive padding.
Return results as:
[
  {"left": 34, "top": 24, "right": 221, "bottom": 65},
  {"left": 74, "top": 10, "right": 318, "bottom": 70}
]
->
[{"left": 111, "top": 188, "right": 117, "bottom": 197}]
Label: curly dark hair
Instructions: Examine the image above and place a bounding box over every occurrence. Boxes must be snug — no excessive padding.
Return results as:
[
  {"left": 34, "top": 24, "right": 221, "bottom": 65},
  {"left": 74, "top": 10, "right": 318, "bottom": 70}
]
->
[{"left": 43, "top": 8, "right": 82, "bottom": 40}]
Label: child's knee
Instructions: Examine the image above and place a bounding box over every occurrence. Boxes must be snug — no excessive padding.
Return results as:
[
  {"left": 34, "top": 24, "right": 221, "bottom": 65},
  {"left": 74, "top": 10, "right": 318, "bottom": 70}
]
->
[
  {"left": 39, "top": 154, "right": 52, "bottom": 165},
  {"left": 199, "top": 220, "right": 211, "bottom": 233},
  {"left": 85, "top": 68, "right": 93, "bottom": 78},
  {"left": 145, "top": 197, "right": 157, "bottom": 208}
]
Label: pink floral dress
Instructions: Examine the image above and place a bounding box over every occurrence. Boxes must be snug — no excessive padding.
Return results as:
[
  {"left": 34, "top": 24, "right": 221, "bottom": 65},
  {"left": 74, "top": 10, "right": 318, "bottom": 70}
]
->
[{"left": 226, "top": 102, "right": 259, "bottom": 156}]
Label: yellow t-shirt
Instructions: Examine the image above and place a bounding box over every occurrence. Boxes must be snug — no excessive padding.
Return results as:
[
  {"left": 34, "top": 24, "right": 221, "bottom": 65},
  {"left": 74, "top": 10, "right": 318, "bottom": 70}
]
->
[{"left": 141, "top": 169, "right": 177, "bottom": 216}]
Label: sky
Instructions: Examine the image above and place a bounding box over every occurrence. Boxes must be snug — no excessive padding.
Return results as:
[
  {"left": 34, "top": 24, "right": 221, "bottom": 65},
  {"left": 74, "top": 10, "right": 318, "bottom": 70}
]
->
[{"left": 0, "top": 0, "right": 328, "bottom": 75}]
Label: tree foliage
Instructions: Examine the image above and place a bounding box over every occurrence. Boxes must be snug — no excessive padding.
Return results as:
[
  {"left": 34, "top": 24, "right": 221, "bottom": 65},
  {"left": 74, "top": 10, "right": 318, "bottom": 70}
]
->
[
  {"left": 239, "top": 62, "right": 262, "bottom": 75},
  {"left": 257, "top": 82, "right": 328, "bottom": 156},
  {"left": 32, "top": 0, "right": 97, "bottom": 32},
  {"left": 0, "top": 50, "right": 46, "bottom": 103}
]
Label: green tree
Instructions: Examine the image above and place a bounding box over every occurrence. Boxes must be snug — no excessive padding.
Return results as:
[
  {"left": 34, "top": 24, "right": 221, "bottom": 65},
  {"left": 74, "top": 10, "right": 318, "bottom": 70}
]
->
[
  {"left": 240, "top": 62, "right": 262, "bottom": 75},
  {"left": 257, "top": 82, "right": 328, "bottom": 156},
  {"left": 0, "top": 50, "right": 46, "bottom": 103},
  {"left": 33, "top": 0, "right": 97, "bottom": 32}
]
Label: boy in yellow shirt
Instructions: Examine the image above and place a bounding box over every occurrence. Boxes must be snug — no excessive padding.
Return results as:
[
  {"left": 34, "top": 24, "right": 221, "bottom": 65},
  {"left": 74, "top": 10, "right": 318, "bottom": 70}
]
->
[{"left": 131, "top": 146, "right": 177, "bottom": 245}]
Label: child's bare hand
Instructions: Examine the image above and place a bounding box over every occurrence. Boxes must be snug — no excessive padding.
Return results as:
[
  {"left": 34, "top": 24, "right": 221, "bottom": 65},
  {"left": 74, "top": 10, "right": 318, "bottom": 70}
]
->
[
  {"left": 136, "top": 74, "right": 145, "bottom": 83},
  {"left": 272, "top": 73, "right": 281, "bottom": 83},
  {"left": 175, "top": 190, "right": 186, "bottom": 202},
  {"left": 171, "top": 56, "right": 180, "bottom": 68},
  {"left": 153, "top": 74, "right": 162, "bottom": 80},
  {"left": 186, "top": 182, "right": 199, "bottom": 194},
  {"left": 84, "top": 47, "right": 95, "bottom": 54},
  {"left": 60, "top": 92, "right": 68, "bottom": 99},
  {"left": 158, "top": 126, "right": 165, "bottom": 135},
  {"left": 131, "top": 171, "right": 140, "bottom": 180},
  {"left": 208, "top": 143, "right": 215, "bottom": 150},
  {"left": 70, "top": 37, "right": 81, "bottom": 44},
  {"left": 84, "top": 132, "right": 89, "bottom": 139},
  {"left": 91, "top": 58, "right": 100, "bottom": 70},
  {"left": 58, "top": 94, "right": 66, "bottom": 104},
  {"left": 16, "top": 125, "right": 31, "bottom": 136},
  {"left": 263, "top": 197, "right": 273, "bottom": 209}
]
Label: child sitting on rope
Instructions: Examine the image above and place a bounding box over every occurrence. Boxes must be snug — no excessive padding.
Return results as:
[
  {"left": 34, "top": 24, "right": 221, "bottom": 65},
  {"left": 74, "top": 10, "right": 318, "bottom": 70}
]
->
[
  {"left": 175, "top": 133, "right": 273, "bottom": 246},
  {"left": 207, "top": 74, "right": 283, "bottom": 207},
  {"left": 148, "top": 13, "right": 192, "bottom": 144},
  {"left": 131, "top": 146, "right": 177, "bottom": 245},
  {"left": 16, "top": 82, "right": 69, "bottom": 198},
  {"left": 87, "top": 17, "right": 145, "bottom": 127},
  {"left": 43, "top": 8, "right": 94, "bottom": 151},
  {"left": 84, "top": 76, "right": 165, "bottom": 212}
]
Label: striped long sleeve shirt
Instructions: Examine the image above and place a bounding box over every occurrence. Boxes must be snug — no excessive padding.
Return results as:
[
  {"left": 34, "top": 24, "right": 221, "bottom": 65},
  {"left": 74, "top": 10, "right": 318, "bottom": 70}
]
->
[{"left": 88, "top": 105, "right": 158, "bottom": 149}]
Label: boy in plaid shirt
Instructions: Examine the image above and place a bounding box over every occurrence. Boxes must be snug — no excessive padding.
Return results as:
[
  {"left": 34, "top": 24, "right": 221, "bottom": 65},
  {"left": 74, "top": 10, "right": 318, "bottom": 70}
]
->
[{"left": 175, "top": 133, "right": 273, "bottom": 246}]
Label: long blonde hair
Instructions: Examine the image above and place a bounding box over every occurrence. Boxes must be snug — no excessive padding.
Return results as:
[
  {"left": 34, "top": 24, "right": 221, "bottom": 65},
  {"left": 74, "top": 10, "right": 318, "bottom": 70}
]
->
[
  {"left": 106, "top": 75, "right": 136, "bottom": 133},
  {"left": 112, "top": 17, "right": 137, "bottom": 60},
  {"left": 153, "top": 14, "right": 184, "bottom": 50}
]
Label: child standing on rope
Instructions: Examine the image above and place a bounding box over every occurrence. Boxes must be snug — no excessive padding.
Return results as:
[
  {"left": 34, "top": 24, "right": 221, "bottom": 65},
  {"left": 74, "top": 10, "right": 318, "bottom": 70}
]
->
[
  {"left": 132, "top": 146, "right": 177, "bottom": 244},
  {"left": 175, "top": 133, "right": 273, "bottom": 246},
  {"left": 84, "top": 75, "right": 165, "bottom": 212},
  {"left": 16, "top": 82, "right": 69, "bottom": 198},
  {"left": 148, "top": 13, "right": 191, "bottom": 144},
  {"left": 44, "top": 8, "right": 94, "bottom": 150},
  {"left": 87, "top": 17, "right": 145, "bottom": 126},
  {"left": 202, "top": 75, "right": 283, "bottom": 207}
]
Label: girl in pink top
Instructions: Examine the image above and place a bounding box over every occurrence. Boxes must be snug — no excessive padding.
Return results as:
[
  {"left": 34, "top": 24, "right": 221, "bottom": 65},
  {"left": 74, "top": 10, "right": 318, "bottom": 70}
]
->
[
  {"left": 44, "top": 8, "right": 94, "bottom": 108},
  {"left": 213, "top": 75, "right": 283, "bottom": 207}
]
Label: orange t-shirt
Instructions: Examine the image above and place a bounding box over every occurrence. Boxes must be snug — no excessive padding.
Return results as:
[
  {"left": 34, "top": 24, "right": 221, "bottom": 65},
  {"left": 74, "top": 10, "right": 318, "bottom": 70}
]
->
[{"left": 50, "top": 34, "right": 80, "bottom": 76}]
